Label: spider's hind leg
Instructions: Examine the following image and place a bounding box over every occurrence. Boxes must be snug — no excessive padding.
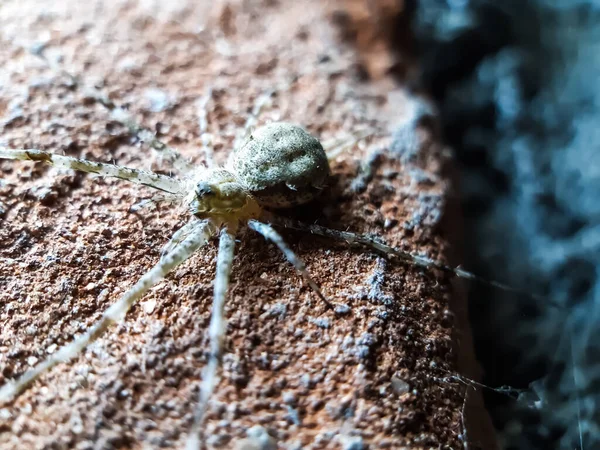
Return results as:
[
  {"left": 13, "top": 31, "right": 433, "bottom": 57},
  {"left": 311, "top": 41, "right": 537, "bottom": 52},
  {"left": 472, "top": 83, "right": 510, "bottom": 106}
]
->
[
  {"left": 248, "top": 219, "right": 336, "bottom": 312},
  {"left": 268, "top": 216, "right": 542, "bottom": 299},
  {"left": 323, "top": 129, "right": 374, "bottom": 162}
]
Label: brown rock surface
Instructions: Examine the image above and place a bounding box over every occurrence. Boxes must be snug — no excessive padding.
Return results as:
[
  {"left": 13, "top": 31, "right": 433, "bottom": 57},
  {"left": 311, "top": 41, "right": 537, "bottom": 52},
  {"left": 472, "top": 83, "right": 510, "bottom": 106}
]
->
[{"left": 0, "top": 1, "right": 495, "bottom": 449}]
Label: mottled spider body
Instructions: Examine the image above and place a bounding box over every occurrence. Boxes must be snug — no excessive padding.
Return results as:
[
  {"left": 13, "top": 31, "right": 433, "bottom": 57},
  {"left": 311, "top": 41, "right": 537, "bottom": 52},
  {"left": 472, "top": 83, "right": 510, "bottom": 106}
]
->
[
  {"left": 229, "top": 122, "right": 330, "bottom": 208},
  {"left": 191, "top": 123, "right": 328, "bottom": 221}
]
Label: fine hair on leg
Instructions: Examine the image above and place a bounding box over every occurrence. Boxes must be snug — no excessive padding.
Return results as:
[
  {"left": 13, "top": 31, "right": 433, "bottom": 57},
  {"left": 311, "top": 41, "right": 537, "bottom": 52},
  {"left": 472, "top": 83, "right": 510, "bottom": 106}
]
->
[
  {"left": 0, "top": 147, "right": 184, "bottom": 194},
  {"left": 186, "top": 225, "right": 237, "bottom": 449},
  {"left": 248, "top": 219, "right": 335, "bottom": 311}
]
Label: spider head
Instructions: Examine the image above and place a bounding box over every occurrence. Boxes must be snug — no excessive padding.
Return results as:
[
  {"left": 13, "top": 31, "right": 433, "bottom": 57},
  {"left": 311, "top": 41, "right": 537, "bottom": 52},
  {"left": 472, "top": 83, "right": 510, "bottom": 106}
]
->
[{"left": 189, "top": 169, "right": 261, "bottom": 221}]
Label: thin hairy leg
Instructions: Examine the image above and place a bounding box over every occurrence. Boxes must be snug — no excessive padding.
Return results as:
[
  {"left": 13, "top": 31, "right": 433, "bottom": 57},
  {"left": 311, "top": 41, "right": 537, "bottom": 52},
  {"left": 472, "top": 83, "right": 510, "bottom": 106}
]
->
[
  {"left": 248, "top": 219, "right": 335, "bottom": 311},
  {"left": 0, "top": 147, "right": 183, "bottom": 194},
  {"left": 324, "top": 129, "right": 374, "bottom": 162},
  {"left": 130, "top": 193, "right": 177, "bottom": 213},
  {"left": 0, "top": 220, "right": 215, "bottom": 404},
  {"left": 110, "top": 108, "right": 196, "bottom": 175},
  {"left": 32, "top": 48, "right": 196, "bottom": 175},
  {"left": 186, "top": 225, "right": 237, "bottom": 450},
  {"left": 269, "top": 216, "right": 544, "bottom": 299},
  {"left": 234, "top": 90, "right": 275, "bottom": 149},
  {"left": 196, "top": 87, "right": 214, "bottom": 168},
  {"left": 160, "top": 219, "right": 209, "bottom": 259}
]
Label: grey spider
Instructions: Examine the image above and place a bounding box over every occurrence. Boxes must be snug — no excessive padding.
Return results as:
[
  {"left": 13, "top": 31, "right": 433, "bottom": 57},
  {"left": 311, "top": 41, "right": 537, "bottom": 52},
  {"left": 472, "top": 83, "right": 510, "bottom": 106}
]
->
[{"left": 0, "top": 69, "right": 521, "bottom": 448}]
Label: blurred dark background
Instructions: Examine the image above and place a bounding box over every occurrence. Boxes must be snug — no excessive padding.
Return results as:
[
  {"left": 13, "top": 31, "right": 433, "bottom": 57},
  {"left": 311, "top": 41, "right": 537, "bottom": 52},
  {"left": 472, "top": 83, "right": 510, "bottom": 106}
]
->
[{"left": 408, "top": 0, "right": 600, "bottom": 448}]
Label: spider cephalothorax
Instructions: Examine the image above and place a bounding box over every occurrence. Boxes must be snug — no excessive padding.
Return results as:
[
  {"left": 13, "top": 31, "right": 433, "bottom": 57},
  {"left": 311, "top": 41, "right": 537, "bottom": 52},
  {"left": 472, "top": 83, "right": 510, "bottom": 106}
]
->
[{"left": 189, "top": 169, "right": 261, "bottom": 220}]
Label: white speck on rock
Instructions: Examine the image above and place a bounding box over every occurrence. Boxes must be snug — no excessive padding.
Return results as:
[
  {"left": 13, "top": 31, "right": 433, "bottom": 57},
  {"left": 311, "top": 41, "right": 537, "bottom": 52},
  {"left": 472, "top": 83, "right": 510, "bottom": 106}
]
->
[
  {"left": 309, "top": 317, "right": 331, "bottom": 329},
  {"left": 391, "top": 375, "right": 410, "bottom": 394},
  {"left": 144, "top": 88, "right": 174, "bottom": 112},
  {"left": 234, "top": 425, "right": 277, "bottom": 450},
  {"left": 142, "top": 298, "right": 157, "bottom": 314},
  {"left": 46, "top": 343, "right": 58, "bottom": 354}
]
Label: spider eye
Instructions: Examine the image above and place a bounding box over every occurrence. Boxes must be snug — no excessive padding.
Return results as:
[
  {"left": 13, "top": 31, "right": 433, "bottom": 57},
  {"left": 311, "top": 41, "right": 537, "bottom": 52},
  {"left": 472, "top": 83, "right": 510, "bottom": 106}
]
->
[{"left": 196, "top": 182, "right": 215, "bottom": 197}]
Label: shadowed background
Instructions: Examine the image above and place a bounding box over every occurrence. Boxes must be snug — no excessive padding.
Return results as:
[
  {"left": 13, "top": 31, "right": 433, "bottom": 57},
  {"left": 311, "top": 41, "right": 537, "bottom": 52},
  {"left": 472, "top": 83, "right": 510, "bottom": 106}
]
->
[{"left": 410, "top": 0, "right": 600, "bottom": 448}]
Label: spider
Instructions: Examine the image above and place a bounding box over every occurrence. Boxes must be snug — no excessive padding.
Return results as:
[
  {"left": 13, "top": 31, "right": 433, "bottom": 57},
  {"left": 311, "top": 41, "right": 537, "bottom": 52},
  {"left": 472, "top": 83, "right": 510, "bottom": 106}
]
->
[{"left": 0, "top": 63, "right": 526, "bottom": 448}]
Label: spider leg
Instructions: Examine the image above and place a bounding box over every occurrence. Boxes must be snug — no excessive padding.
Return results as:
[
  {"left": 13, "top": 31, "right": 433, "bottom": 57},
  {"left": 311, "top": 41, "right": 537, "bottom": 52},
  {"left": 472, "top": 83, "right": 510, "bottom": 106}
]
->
[
  {"left": 160, "top": 219, "right": 206, "bottom": 259},
  {"left": 268, "top": 216, "right": 545, "bottom": 300},
  {"left": 186, "top": 224, "right": 237, "bottom": 450},
  {"left": 248, "top": 219, "right": 336, "bottom": 311},
  {"left": 129, "top": 193, "right": 175, "bottom": 213},
  {"left": 234, "top": 90, "right": 275, "bottom": 150},
  {"left": 110, "top": 108, "right": 196, "bottom": 175},
  {"left": 0, "top": 219, "right": 216, "bottom": 404},
  {"left": 0, "top": 147, "right": 183, "bottom": 194},
  {"left": 32, "top": 48, "right": 196, "bottom": 175},
  {"left": 324, "top": 129, "right": 374, "bottom": 162},
  {"left": 196, "top": 87, "right": 215, "bottom": 168}
]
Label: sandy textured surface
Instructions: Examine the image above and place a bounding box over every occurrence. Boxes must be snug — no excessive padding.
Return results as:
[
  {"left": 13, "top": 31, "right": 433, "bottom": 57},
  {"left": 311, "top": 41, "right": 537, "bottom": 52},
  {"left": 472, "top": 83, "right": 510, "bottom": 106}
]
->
[{"left": 0, "top": 1, "right": 494, "bottom": 448}]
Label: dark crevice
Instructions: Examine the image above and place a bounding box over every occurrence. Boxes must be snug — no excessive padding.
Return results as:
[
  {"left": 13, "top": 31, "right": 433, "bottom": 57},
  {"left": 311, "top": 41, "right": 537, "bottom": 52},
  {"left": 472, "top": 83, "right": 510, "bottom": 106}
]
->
[{"left": 403, "top": 1, "right": 600, "bottom": 448}]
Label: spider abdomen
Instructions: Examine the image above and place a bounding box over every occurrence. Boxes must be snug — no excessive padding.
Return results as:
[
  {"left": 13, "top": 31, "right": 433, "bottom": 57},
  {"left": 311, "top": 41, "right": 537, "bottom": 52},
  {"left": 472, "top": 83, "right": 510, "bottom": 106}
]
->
[{"left": 230, "top": 122, "right": 330, "bottom": 208}]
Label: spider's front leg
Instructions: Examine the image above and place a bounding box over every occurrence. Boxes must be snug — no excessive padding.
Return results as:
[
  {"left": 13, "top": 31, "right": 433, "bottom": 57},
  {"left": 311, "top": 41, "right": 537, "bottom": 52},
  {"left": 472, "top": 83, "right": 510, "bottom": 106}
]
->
[
  {"left": 233, "top": 90, "right": 275, "bottom": 150},
  {"left": 110, "top": 108, "right": 197, "bottom": 175},
  {"left": 196, "top": 87, "right": 215, "bottom": 168},
  {"left": 186, "top": 224, "right": 237, "bottom": 450},
  {"left": 31, "top": 48, "right": 196, "bottom": 176},
  {"left": 129, "top": 193, "right": 177, "bottom": 215},
  {"left": 0, "top": 147, "right": 184, "bottom": 194},
  {"left": 0, "top": 220, "right": 216, "bottom": 404}
]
